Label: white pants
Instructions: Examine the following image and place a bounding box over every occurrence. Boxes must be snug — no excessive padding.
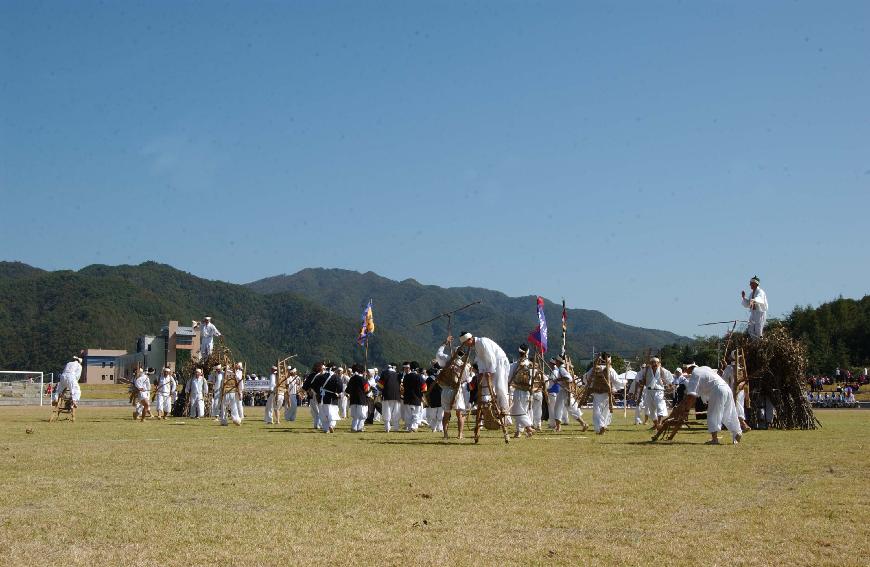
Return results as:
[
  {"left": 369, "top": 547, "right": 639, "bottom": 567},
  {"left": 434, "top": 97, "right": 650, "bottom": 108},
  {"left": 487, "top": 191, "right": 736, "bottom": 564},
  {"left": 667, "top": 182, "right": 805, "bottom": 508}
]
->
[
  {"left": 592, "top": 393, "right": 612, "bottom": 433},
  {"left": 321, "top": 403, "right": 340, "bottom": 432},
  {"left": 381, "top": 400, "right": 401, "bottom": 432},
  {"left": 748, "top": 311, "right": 766, "bottom": 339},
  {"left": 707, "top": 384, "right": 742, "bottom": 440},
  {"left": 284, "top": 395, "right": 298, "bottom": 422},
  {"left": 426, "top": 407, "right": 444, "bottom": 431},
  {"left": 189, "top": 396, "right": 205, "bottom": 418},
  {"left": 735, "top": 389, "right": 746, "bottom": 420},
  {"left": 511, "top": 389, "right": 533, "bottom": 431},
  {"left": 237, "top": 397, "right": 245, "bottom": 419},
  {"left": 531, "top": 392, "right": 543, "bottom": 428},
  {"left": 634, "top": 394, "right": 647, "bottom": 424},
  {"left": 264, "top": 393, "right": 284, "bottom": 424},
  {"left": 547, "top": 392, "right": 560, "bottom": 428},
  {"left": 156, "top": 393, "right": 172, "bottom": 414},
  {"left": 339, "top": 395, "right": 348, "bottom": 419},
  {"left": 404, "top": 404, "right": 423, "bottom": 431},
  {"left": 221, "top": 393, "right": 242, "bottom": 425},
  {"left": 557, "top": 390, "right": 583, "bottom": 423},
  {"left": 643, "top": 389, "right": 668, "bottom": 419},
  {"left": 309, "top": 399, "right": 321, "bottom": 429},
  {"left": 480, "top": 360, "right": 510, "bottom": 416},
  {"left": 52, "top": 378, "right": 81, "bottom": 404},
  {"left": 350, "top": 404, "right": 368, "bottom": 431}
]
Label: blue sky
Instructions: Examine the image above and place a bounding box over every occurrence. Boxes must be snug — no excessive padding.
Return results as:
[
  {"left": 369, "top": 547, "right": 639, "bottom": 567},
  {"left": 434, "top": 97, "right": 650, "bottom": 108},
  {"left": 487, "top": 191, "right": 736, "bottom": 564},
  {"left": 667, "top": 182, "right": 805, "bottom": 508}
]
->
[{"left": 1, "top": 1, "right": 868, "bottom": 338}]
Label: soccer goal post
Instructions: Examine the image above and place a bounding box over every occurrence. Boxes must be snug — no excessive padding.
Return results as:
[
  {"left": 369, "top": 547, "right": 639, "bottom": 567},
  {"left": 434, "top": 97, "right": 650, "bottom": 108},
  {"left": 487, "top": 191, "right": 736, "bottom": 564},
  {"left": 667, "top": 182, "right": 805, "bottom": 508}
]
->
[{"left": 0, "top": 371, "right": 45, "bottom": 406}]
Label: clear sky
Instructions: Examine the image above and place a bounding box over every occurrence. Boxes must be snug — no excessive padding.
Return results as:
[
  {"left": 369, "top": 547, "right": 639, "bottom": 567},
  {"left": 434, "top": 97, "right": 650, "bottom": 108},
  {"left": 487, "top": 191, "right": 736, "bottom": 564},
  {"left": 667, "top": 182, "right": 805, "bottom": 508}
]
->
[{"left": 2, "top": 1, "right": 868, "bottom": 338}]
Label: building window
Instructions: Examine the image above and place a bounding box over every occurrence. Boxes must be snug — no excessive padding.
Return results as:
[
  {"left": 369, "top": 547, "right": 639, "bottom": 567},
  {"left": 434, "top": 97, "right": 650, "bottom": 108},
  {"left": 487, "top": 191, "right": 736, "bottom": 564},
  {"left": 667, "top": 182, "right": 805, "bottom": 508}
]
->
[
  {"left": 102, "top": 375, "right": 106, "bottom": 381},
  {"left": 110, "top": 362, "right": 114, "bottom": 368},
  {"left": 147, "top": 345, "right": 152, "bottom": 352},
  {"left": 102, "top": 362, "right": 106, "bottom": 368}
]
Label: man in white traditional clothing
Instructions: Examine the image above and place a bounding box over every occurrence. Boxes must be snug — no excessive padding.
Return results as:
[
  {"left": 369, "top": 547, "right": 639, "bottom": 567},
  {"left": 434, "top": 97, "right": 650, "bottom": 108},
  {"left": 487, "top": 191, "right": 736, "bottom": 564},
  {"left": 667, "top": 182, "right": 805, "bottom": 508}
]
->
[
  {"left": 220, "top": 362, "right": 243, "bottom": 426},
  {"left": 722, "top": 351, "right": 751, "bottom": 432},
  {"left": 507, "top": 344, "right": 536, "bottom": 438},
  {"left": 195, "top": 316, "right": 222, "bottom": 359},
  {"left": 264, "top": 365, "right": 281, "bottom": 424},
  {"left": 741, "top": 276, "right": 768, "bottom": 339},
  {"left": 133, "top": 368, "right": 155, "bottom": 422},
  {"left": 638, "top": 357, "right": 674, "bottom": 429},
  {"left": 435, "top": 338, "right": 471, "bottom": 440},
  {"left": 155, "top": 367, "right": 176, "bottom": 419},
  {"left": 552, "top": 356, "right": 588, "bottom": 432},
  {"left": 283, "top": 368, "right": 299, "bottom": 422},
  {"left": 629, "top": 368, "right": 649, "bottom": 425},
  {"left": 583, "top": 353, "right": 624, "bottom": 434},
  {"left": 186, "top": 368, "right": 208, "bottom": 418},
  {"left": 209, "top": 365, "right": 224, "bottom": 420},
  {"left": 459, "top": 331, "right": 510, "bottom": 418},
  {"left": 52, "top": 354, "right": 83, "bottom": 408},
  {"left": 682, "top": 363, "right": 742, "bottom": 444}
]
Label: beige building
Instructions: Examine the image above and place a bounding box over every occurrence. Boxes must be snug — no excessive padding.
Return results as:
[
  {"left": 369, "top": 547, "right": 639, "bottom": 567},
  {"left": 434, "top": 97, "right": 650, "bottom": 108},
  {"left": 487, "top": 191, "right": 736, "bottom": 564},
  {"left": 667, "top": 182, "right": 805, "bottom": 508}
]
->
[{"left": 81, "top": 321, "right": 200, "bottom": 384}]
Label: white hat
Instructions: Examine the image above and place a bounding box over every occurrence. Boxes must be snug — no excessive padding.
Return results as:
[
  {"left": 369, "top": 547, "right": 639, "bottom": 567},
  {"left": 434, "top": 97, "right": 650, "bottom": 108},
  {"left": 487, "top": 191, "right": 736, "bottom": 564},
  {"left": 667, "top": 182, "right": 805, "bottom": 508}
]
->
[
  {"left": 650, "top": 357, "right": 660, "bottom": 363},
  {"left": 72, "top": 355, "right": 83, "bottom": 363},
  {"left": 204, "top": 316, "right": 212, "bottom": 321},
  {"left": 459, "top": 332, "right": 473, "bottom": 343}
]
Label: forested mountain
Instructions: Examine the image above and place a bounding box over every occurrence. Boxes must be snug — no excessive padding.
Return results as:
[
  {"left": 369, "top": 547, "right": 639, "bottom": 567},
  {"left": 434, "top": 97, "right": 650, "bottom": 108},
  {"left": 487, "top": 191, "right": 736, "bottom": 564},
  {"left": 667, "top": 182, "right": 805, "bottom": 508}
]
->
[
  {"left": 0, "top": 262, "right": 428, "bottom": 373},
  {"left": 247, "top": 268, "right": 689, "bottom": 360},
  {"left": 1, "top": 261, "right": 691, "bottom": 375}
]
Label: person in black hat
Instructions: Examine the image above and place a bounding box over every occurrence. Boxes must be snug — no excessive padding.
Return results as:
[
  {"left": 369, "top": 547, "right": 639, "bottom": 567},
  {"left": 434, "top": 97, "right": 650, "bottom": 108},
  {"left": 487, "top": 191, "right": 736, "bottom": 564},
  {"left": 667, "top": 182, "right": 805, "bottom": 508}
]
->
[{"left": 346, "top": 363, "right": 369, "bottom": 432}]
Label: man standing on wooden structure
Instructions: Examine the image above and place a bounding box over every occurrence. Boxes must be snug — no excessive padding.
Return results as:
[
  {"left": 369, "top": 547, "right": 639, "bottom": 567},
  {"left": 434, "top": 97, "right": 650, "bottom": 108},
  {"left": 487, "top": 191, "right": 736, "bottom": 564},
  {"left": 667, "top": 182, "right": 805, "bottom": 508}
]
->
[
  {"left": 195, "top": 316, "right": 222, "bottom": 359},
  {"left": 741, "top": 276, "right": 768, "bottom": 339}
]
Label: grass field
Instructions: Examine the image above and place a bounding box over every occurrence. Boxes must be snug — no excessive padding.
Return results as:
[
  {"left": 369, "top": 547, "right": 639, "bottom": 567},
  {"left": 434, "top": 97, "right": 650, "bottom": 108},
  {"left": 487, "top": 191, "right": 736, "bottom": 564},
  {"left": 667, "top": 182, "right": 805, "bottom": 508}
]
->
[{"left": 1, "top": 406, "right": 867, "bottom": 567}]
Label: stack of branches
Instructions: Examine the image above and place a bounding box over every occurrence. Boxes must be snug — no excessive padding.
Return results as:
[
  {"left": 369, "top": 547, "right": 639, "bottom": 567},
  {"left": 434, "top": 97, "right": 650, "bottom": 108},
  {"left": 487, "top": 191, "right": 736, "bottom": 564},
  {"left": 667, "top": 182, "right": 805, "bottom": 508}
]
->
[
  {"left": 737, "top": 327, "right": 820, "bottom": 430},
  {"left": 180, "top": 338, "right": 236, "bottom": 386}
]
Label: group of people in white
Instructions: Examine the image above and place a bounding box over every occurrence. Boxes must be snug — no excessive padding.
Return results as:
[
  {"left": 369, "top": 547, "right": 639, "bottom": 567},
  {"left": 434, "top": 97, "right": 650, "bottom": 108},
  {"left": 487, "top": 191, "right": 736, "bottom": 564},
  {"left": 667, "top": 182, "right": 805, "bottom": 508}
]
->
[{"left": 48, "top": 277, "right": 770, "bottom": 444}]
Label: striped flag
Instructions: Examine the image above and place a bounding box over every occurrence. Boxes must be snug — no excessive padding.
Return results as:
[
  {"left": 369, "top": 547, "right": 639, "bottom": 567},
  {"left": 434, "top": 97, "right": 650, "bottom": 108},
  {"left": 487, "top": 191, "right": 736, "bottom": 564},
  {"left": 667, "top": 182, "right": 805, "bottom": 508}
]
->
[
  {"left": 561, "top": 299, "right": 567, "bottom": 358},
  {"left": 527, "top": 296, "right": 548, "bottom": 353},
  {"left": 357, "top": 299, "right": 375, "bottom": 346}
]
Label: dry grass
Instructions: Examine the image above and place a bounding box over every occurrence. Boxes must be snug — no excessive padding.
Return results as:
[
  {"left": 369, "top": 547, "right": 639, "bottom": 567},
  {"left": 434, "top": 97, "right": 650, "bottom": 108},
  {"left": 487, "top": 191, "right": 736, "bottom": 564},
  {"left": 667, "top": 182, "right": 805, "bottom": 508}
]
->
[{"left": 1, "top": 406, "right": 867, "bottom": 566}]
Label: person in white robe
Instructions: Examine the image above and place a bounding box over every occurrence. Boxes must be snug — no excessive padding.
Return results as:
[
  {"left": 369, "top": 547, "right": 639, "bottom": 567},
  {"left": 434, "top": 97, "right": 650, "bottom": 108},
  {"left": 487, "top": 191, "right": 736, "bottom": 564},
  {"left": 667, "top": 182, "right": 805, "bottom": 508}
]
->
[
  {"left": 209, "top": 365, "right": 224, "bottom": 420},
  {"left": 741, "top": 276, "right": 768, "bottom": 339},
  {"left": 155, "top": 367, "right": 176, "bottom": 419},
  {"left": 435, "top": 339, "right": 472, "bottom": 439},
  {"left": 459, "top": 332, "right": 510, "bottom": 418},
  {"left": 186, "top": 368, "right": 208, "bottom": 418},
  {"left": 52, "top": 355, "right": 83, "bottom": 407},
  {"left": 264, "top": 366, "right": 281, "bottom": 424},
  {"left": 221, "top": 363, "right": 243, "bottom": 426},
  {"left": 552, "top": 356, "right": 588, "bottom": 431},
  {"left": 638, "top": 357, "right": 674, "bottom": 428},
  {"left": 133, "top": 368, "right": 154, "bottom": 422},
  {"left": 195, "top": 316, "right": 222, "bottom": 359},
  {"left": 507, "top": 344, "right": 535, "bottom": 438},
  {"left": 582, "top": 354, "right": 625, "bottom": 434},
  {"left": 284, "top": 368, "right": 299, "bottom": 422},
  {"left": 682, "top": 363, "right": 742, "bottom": 444}
]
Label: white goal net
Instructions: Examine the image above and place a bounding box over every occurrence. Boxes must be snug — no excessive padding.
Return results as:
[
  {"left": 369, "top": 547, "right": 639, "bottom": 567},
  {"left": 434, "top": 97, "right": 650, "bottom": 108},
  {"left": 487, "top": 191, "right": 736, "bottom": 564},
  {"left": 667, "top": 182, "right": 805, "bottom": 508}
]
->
[{"left": 0, "top": 371, "right": 45, "bottom": 406}]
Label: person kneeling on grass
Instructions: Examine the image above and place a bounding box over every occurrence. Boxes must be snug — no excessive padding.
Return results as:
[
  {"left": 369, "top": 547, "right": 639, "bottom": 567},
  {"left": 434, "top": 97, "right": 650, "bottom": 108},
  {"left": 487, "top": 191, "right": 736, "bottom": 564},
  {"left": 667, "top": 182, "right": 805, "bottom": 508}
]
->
[{"left": 681, "top": 362, "right": 743, "bottom": 445}]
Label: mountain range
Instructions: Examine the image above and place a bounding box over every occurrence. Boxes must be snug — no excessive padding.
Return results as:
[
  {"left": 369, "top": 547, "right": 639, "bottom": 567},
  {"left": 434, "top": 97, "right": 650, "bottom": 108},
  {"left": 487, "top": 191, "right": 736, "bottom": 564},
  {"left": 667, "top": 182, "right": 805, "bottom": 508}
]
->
[{"left": 0, "top": 261, "right": 688, "bottom": 374}]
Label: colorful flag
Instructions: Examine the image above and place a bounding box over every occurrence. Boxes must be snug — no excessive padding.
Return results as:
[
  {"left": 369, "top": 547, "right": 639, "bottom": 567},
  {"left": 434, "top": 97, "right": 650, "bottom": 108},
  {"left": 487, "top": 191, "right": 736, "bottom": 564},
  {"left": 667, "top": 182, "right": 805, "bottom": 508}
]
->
[
  {"left": 357, "top": 299, "right": 375, "bottom": 346},
  {"left": 527, "top": 296, "right": 548, "bottom": 353},
  {"left": 561, "top": 299, "right": 567, "bottom": 358}
]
